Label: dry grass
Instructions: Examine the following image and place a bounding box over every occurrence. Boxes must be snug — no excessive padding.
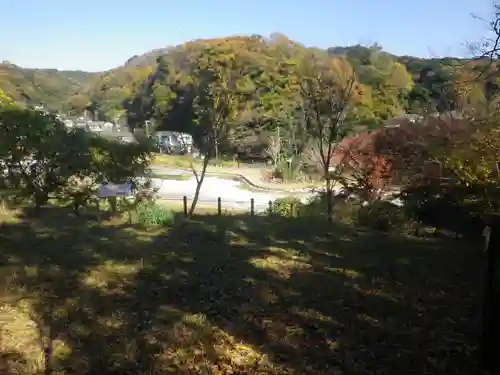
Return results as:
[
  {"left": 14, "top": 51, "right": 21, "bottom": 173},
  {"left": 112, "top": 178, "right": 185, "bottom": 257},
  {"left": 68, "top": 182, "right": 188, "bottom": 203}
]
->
[
  {"left": 0, "top": 207, "right": 484, "bottom": 374},
  {"left": 152, "top": 154, "right": 239, "bottom": 169}
]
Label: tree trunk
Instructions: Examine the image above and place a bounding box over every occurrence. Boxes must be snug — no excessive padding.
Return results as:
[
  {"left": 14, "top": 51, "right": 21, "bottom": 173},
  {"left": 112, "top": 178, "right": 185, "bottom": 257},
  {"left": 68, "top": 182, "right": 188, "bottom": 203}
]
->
[
  {"left": 188, "top": 154, "right": 210, "bottom": 217},
  {"left": 34, "top": 191, "right": 47, "bottom": 215},
  {"left": 73, "top": 201, "right": 80, "bottom": 216},
  {"left": 108, "top": 197, "right": 117, "bottom": 213},
  {"left": 326, "top": 177, "right": 333, "bottom": 222}
]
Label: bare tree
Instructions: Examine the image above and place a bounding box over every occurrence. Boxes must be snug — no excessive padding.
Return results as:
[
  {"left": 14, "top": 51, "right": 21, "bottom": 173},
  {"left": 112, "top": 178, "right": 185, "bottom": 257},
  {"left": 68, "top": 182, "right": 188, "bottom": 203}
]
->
[
  {"left": 297, "top": 52, "right": 357, "bottom": 221},
  {"left": 471, "top": 5, "right": 500, "bottom": 60},
  {"left": 265, "top": 127, "right": 282, "bottom": 167}
]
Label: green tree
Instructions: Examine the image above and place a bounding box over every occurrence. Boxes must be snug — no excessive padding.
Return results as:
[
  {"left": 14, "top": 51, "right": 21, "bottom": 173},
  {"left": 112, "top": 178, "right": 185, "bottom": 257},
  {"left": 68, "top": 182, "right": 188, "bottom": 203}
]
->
[
  {"left": 0, "top": 107, "right": 85, "bottom": 208},
  {"left": 185, "top": 47, "right": 241, "bottom": 215},
  {"left": 0, "top": 88, "right": 14, "bottom": 106},
  {"left": 297, "top": 52, "right": 358, "bottom": 221},
  {"left": 0, "top": 105, "right": 153, "bottom": 212}
]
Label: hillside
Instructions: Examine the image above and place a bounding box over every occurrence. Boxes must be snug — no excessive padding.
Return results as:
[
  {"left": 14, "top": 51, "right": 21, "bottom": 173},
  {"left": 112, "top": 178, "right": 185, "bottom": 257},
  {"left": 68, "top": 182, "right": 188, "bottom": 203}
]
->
[
  {"left": 0, "top": 62, "right": 98, "bottom": 112},
  {"left": 81, "top": 37, "right": 491, "bottom": 130},
  {"left": 1, "top": 34, "right": 495, "bottom": 128}
]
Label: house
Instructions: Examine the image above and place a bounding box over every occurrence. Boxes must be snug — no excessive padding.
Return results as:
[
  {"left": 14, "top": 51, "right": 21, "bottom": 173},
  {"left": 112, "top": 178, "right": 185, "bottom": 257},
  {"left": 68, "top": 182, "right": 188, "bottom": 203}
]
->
[
  {"left": 86, "top": 121, "right": 104, "bottom": 132},
  {"left": 63, "top": 119, "right": 75, "bottom": 128},
  {"left": 103, "top": 121, "right": 114, "bottom": 130},
  {"left": 74, "top": 119, "right": 88, "bottom": 129}
]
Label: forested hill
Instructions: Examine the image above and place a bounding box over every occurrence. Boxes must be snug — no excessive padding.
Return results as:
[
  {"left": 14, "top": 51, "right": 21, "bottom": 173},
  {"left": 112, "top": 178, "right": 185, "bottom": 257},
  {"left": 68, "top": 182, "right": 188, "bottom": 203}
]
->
[
  {"left": 0, "top": 61, "right": 98, "bottom": 112},
  {"left": 77, "top": 35, "right": 494, "bottom": 129},
  {"left": 1, "top": 34, "right": 496, "bottom": 126}
]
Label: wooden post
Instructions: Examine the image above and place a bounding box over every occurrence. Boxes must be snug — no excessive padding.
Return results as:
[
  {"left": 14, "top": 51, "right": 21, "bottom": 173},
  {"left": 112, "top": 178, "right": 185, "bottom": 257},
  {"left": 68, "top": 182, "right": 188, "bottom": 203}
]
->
[
  {"left": 291, "top": 203, "right": 294, "bottom": 218},
  {"left": 217, "top": 197, "right": 222, "bottom": 216},
  {"left": 482, "top": 214, "right": 500, "bottom": 372},
  {"left": 96, "top": 198, "right": 101, "bottom": 223},
  {"left": 250, "top": 198, "right": 254, "bottom": 216},
  {"left": 183, "top": 196, "right": 188, "bottom": 216},
  {"left": 268, "top": 200, "right": 272, "bottom": 214}
]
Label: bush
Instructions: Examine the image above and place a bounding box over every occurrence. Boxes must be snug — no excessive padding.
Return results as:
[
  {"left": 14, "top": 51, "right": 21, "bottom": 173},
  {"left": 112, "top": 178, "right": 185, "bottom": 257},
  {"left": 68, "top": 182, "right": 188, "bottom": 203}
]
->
[
  {"left": 298, "top": 191, "right": 361, "bottom": 223},
  {"left": 356, "top": 200, "right": 413, "bottom": 232},
  {"left": 271, "top": 156, "right": 302, "bottom": 182},
  {"left": 267, "top": 197, "right": 303, "bottom": 217},
  {"left": 135, "top": 202, "right": 175, "bottom": 227}
]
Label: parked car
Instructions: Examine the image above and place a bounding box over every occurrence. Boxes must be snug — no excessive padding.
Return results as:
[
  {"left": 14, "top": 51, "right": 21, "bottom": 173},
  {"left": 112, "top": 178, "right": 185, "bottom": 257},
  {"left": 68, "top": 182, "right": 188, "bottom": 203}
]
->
[
  {"left": 154, "top": 132, "right": 187, "bottom": 155},
  {"left": 159, "top": 139, "right": 184, "bottom": 155}
]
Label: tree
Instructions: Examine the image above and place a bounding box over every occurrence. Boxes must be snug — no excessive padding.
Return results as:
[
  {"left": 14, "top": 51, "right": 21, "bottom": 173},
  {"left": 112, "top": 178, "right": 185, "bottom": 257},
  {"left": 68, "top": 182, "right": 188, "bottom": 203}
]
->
[
  {"left": 0, "top": 89, "right": 13, "bottom": 106},
  {"left": 437, "top": 115, "right": 500, "bottom": 213},
  {"left": 297, "top": 52, "right": 358, "bottom": 221},
  {"left": 265, "top": 128, "right": 282, "bottom": 167},
  {"left": 0, "top": 107, "right": 86, "bottom": 209},
  {"left": 67, "top": 93, "right": 91, "bottom": 115},
  {"left": 185, "top": 47, "right": 241, "bottom": 216},
  {"left": 63, "top": 133, "right": 153, "bottom": 214},
  {"left": 333, "top": 132, "right": 392, "bottom": 203},
  {"left": 0, "top": 105, "right": 153, "bottom": 213}
]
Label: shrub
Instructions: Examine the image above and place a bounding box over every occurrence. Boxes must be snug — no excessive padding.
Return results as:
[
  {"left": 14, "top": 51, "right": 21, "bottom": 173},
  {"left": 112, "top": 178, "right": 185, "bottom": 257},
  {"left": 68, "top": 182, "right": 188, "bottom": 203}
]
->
[
  {"left": 271, "top": 156, "right": 302, "bottom": 182},
  {"left": 267, "top": 197, "right": 303, "bottom": 217},
  {"left": 298, "top": 190, "right": 361, "bottom": 223},
  {"left": 399, "top": 182, "right": 488, "bottom": 238},
  {"left": 356, "top": 200, "right": 412, "bottom": 232},
  {"left": 135, "top": 202, "right": 175, "bottom": 227}
]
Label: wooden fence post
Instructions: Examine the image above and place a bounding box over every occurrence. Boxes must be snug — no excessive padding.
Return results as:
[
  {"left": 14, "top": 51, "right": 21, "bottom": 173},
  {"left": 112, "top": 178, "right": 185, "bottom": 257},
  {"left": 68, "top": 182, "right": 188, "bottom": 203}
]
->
[
  {"left": 482, "top": 214, "right": 500, "bottom": 372},
  {"left": 183, "top": 196, "right": 188, "bottom": 216},
  {"left": 217, "top": 197, "right": 222, "bottom": 216},
  {"left": 96, "top": 198, "right": 101, "bottom": 224},
  {"left": 250, "top": 198, "right": 254, "bottom": 216},
  {"left": 268, "top": 200, "right": 272, "bottom": 214}
]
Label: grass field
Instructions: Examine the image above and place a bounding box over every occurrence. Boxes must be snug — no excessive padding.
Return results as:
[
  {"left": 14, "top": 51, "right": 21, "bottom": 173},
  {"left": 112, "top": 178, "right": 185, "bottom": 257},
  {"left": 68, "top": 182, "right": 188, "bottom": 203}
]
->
[
  {"left": 152, "top": 154, "right": 240, "bottom": 169},
  {"left": 0, "top": 205, "right": 483, "bottom": 374}
]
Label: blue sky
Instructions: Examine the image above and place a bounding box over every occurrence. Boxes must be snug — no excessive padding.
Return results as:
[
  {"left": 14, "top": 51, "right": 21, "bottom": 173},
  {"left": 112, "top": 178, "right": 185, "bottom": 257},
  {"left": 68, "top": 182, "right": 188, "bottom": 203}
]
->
[{"left": 0, "top": 0, "right": 495, "bottom": 72}]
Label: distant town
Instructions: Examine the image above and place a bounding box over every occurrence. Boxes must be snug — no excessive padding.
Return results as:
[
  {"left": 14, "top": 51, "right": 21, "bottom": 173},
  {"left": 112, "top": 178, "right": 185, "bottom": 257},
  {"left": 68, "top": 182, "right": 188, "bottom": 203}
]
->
[{"left": 33, "top": 105, "right": 195, "bottom": 155}]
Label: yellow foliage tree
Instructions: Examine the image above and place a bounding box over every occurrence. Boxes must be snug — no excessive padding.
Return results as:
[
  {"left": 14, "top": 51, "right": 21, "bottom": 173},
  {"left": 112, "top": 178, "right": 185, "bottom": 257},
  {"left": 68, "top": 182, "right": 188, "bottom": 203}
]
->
[{"left": 0, "top": 88, "right": 13, "bottom": 106}]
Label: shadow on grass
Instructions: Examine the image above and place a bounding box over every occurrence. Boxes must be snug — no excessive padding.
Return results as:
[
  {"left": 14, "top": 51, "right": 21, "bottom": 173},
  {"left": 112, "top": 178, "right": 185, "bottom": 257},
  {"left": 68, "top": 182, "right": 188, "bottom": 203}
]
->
[{"left": 0, "top": 206, "right": 484, "bottom": 374}]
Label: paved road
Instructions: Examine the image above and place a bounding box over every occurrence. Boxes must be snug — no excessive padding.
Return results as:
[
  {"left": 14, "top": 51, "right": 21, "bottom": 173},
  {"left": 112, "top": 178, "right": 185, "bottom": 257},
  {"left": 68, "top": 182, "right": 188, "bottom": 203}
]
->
[
  {"left": 148, "top": 177, "right": 301, "bottom": 212},
  {"left": 145, "top": 165, "right": 314, "bottom": 212},
  {"left": 147, "top": 166, "right": 405, "bottom": 212},
  {"left": 3, "top": 162, "right": 400, "bottom": 211}
]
